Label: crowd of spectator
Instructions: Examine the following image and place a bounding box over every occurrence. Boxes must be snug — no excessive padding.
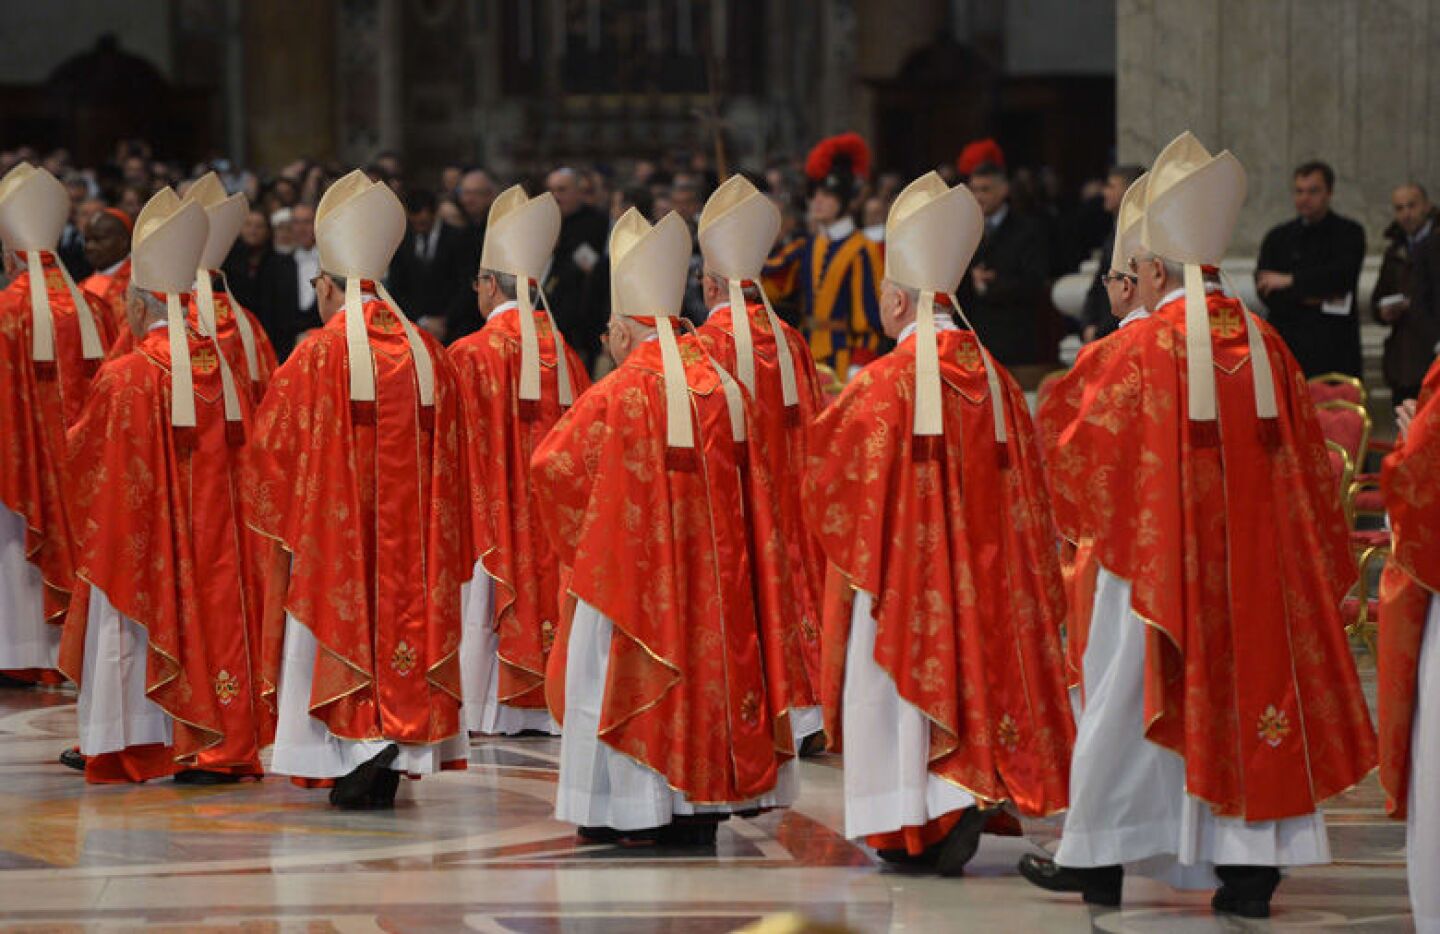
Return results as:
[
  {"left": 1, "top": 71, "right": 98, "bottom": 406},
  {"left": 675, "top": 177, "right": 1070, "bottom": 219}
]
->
[{"left": 5, "top": 138, "right": 1436, "bottom": 396}]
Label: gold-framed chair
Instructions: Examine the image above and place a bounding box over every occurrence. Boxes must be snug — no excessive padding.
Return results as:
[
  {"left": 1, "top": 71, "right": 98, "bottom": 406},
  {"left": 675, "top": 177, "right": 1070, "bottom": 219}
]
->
[
  {"left": 1342, "top": 540, "right": 1386, "bottom": 659},
  {"left": 1308, "top": 372, "right": 1366, "bottom": 408},
  {"left": 1315, "top": 400, "right": 1371, "bottom": 483}
]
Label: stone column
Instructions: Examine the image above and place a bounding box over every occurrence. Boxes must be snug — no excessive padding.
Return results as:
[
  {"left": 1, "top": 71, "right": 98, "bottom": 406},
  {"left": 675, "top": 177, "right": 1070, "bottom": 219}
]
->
[{"left": 242, "top": 0, "right": 336, "bottom": 172}]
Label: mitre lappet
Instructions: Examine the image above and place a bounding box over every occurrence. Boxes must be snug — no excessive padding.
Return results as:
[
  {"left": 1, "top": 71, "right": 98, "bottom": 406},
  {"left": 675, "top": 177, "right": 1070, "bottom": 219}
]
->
[
  {"left": 315, "top": 169, "right": 434, "bottom": 415},
  {"left": 188, "top": 172, "right": 263, "bottom": 391},
  {"left": 1140, "top": 131, "right": 1277, "bottom": 443},
  {"left": 132, "top": 188, "right": 243, "bottom": 436},
  {"left": 610, "top": 208, "right": 746, "bottom": 465},
  {"left": 0, "top": 163, "right": 105, "bottom": 368},
  {"left": 884, "top": 172, "right": 1005, "bottom": 448},
  {"left": 696, "top": 175, "right": 799, "bottom": 411},
  {"left": 480, "top": 185, "right": 573, "bottom": 414}
]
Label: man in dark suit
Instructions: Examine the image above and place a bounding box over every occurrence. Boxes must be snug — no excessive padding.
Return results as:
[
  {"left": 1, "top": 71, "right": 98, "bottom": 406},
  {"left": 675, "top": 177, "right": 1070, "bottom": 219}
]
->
[
  {"left": 388, "top": 188, "right": 473, "bottom": 342},
  {"left": 545, "top": 167, "right": 610, "bottom": 370},
  {"left": 1256, "top": 161, "right": 1366, "bottom": 378},
  {"left": 956, "top": 162, "right": 1052, "bottom": 367},
  {"left": 1079, "top": 164, "right": 1145, "bottom": 343}
]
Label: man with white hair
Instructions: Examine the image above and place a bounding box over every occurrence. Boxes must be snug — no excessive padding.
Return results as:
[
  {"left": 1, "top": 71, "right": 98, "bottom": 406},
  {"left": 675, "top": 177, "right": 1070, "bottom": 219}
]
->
[
  {"left": 451, "top": 185, "right": 590, "bottom": 736},
  {"left": 244, "top": 171, "right": 470, "bottom": 810},
  {"left": 60, "top": 188, "right": 263, "bottom": 784},
  {"left": 1022, "top": 132, "right": 1376, "bottom": 918},
  {"left": 532, "top": 209, "right": 800, "bottom": 846},
  {"left": 803, "top": 172, "right": 1073, "bottom": 875},
  {"left": 696, "top": 175, "right": 827, "bottom": 755},
  {"left": 0, "top": 163, "right": 108, "bottom": 687}
]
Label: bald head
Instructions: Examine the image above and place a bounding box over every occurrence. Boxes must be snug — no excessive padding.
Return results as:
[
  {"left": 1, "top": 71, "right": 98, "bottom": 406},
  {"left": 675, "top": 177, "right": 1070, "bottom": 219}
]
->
[
  {"left": 547, "top": 167, "right": 581, "bottom": 217},
  {"left": 459, "top": 169, "right": 496, "bottom": 224},
  {"left": 1392, "top": 183, "right": 1432, "bottom": 237}
]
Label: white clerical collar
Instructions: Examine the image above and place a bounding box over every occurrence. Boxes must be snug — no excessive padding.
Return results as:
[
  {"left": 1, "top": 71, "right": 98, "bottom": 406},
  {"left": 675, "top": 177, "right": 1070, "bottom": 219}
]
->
[
  {"left": 1117, "top": 307, "right": 1150, "bottom": 329},
  {"left": 824, "top": 217, "right": 856, "bottom": 241},
  {"left": 102, "top": 258, "right": 128, "bottom": 276},
  {"left": 146, "top": 319, "right": 168, "bottom": 333},
  {"left": 896, "top": 313, "right": 960, "bottom": 345},
  {"left": 1156, "top": 280, "right": 1226, "bottom": 309},
  {"left": 487, "top": 299, "right": 518, "bottom": 321},
  {"left": 863, "top": 224, "right": 885, "bottom": 243},
  {"left": 987, "top": 204, "right": 1009, "bottom": 230}
]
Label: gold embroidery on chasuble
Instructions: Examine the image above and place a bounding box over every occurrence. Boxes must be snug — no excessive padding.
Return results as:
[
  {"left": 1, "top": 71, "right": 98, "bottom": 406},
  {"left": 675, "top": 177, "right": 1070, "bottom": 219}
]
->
[
  {"left": 1257, "top": 705, "right": 1291, "bottom": 748},
  {"left": 215, "top": 669, "right": 240, "bottom": 705},
  {"left": 392, "top": 640, "right": 419, "bottom": 676}
]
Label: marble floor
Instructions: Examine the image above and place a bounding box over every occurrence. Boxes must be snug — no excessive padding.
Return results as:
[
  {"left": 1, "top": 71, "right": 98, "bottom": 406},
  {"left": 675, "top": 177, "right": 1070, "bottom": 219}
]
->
[{"left": 0, "top": 672, "right": 1415, "bottom": 933}]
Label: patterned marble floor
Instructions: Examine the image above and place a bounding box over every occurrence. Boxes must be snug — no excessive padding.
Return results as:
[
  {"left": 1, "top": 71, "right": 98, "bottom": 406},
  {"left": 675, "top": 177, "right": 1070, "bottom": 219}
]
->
[{"left": 0, "top": 670, "right": 1414, "bottom": 933}]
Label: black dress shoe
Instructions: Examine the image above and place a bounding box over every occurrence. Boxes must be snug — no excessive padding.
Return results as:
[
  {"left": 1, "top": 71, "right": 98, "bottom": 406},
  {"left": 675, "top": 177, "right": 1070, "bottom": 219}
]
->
[
  {"left": 1212, "top": 865, "right": 1281, "bottom": 919},
  {"left": 934, "top": 806, "right": 992, "bottom": 877},
  {"left": 576, "top": 826, "right": 624, "bottom": 843},
  {"left": 655, "top": 817, "right": 721, "bottom": 847},
  {"left": 1017, "top": 853, "right": 1123, "bottom": 906},
  {"left": 0, "top": 674, "right": 36, "bottom": 690},
  {"left": 329, "top": 744, "right": 400, "bottom": 809},
  {"left": 173, "top": 769, "right": 243, "bottom": 786},
  {"left": 798, "top": 732, "right": 828, "bottom": 757},
  {"left": 367, "top": 768, "right": 401, "bottom": 808},
  {"left": 58, "top": 747, "right": 85, "bottom": 771}
]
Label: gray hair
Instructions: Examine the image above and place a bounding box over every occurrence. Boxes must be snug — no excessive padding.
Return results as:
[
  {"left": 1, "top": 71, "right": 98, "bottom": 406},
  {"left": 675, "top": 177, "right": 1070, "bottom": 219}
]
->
[
  {"left": 125, "top": 283, "right": 166, "bottom": 317},
  {"left": 479, "top": 268, "right": 540, "bottom": 303}
]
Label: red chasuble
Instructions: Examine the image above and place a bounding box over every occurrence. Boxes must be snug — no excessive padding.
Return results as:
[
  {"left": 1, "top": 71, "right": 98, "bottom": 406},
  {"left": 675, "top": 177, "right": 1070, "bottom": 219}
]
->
[
  {"left": 244, "top": 297, "right": 468, "bottom": 748},
  {"left": 59, "top": 328, "right": 263, "bottom": 780},
  {"left": 81, "top": 258, "right": 131, "bottom": 341},
  {"left": 0, "top": 253, "right": 111, "bottom": 627},
  {"left": 697, "top": 300, "right": 826, "bottom": 711},
  {"left": 1378, "top": 358, "right": 1440, "bottom": 817},
  {"left": 804, "top": 328, "right": 1073, "bottom": 817},
  {"left": 188, "top": 289, "right": 279, "bottom": 403},
  {"left": 449, "top": 305, "right": 591, "bottom": 710},
  {"left": 1044, "top": 290, "right": 1376, "bottom": 821},
  {"left": 533, "top": 332, "right": 801, "bottom": 804}
]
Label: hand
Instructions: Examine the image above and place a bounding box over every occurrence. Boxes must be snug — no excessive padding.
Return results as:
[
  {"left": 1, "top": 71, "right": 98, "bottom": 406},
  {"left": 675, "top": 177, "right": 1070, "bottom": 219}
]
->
[
  {"left": 1378, "top": 298, "right": 1410, "bottom": 322},
  {"left": 1081, "top": 324, "right": 1098, "bottom": 343},
  {"left": 1396, "top": 398, "right": 1419, "bottom": 440},
  {"left": 971, "top": 265, "right": 997, "bottom": 294},
  {"left": 1255, "top": 270, "right": 1293, "bottom": 296}
]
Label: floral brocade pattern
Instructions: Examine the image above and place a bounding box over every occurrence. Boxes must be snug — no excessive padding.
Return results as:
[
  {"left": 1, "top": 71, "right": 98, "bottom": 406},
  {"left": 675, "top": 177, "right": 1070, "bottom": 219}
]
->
[
  {"left": 697, "top": 302, "right": 828, "bottom": 712},
  {"left": 532, "top": 335, "right": 799, "bottom": 805},
  {"left": 242, "top": 301, "right": 468, "bottom": 746},
  {"left": 803, "top": 330, "right": 1075, "bottom": 818},
  {"left": 1377, "top": 357, "right": 1440, "bottom": 817},
  {"left": 1038, "top": 293, "right": 1377, "bottom": 821},
  {"left": 0, "top": 259, "right": 115, "bottom": 625},
  {"left": 449, "top": 309, "right": 591, "bottom": 709},
  {"left": 57, "top": 329, "right": 261, "bottom": 769}
]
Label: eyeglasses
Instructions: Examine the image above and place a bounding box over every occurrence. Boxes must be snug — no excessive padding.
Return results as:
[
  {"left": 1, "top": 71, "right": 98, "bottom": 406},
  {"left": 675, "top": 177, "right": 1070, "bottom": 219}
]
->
[
  {"left": 1101, "top": 271, "right": 1137, "bottom": 285},
  {"left": 472, "top": 273, "right": 495, "bottom": 293},
  {"left": 308, "top": 274, "right": 325, "bottom": 291}
]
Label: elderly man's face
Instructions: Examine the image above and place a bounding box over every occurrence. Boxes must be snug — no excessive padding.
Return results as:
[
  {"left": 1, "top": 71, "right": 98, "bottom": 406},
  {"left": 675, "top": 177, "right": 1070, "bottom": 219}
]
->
[
  {"left": 459, "top": 171, "right": 496, "bottom": 222},
  {"left": 548, "top": 170, "right": 581, "bottom": 217},
  {"left": 1392, "top": 185, "right": 1431, "bottom": 237},
  {"left": 879, "top": 281, "right": 910, "bottom": 339}
]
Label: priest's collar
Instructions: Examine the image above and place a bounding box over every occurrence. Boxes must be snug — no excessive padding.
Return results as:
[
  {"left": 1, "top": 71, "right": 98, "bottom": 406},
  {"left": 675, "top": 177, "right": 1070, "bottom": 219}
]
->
[
  {"left": 1117, "top": 307, "right": 1151, "bottom": 329},
  {"left": 102, "top": 258, "right": 129, "bottom": 276},
  {"left": 486, "top": 299, "right": 518, "bottom": 321},
  {"left": 896, "top": 312, "right": 959, "bottom": 345},
  {"left": 824, "top": 217, "right": 856, "bottom": 241},
  {"left": 1156, "top": 280, "right": 1226, "bottom": 309}
]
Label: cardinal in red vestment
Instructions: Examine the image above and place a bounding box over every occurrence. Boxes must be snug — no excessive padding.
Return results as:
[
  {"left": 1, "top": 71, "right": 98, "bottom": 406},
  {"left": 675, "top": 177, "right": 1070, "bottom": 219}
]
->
[
  {"left": 79, "top": 207, "right": 133, "bottom": 339},
  {"left": 696, "top": 175, "right": 827, "bottom": 752},
  {"left": 0, "top": 163, "right": 109, "bottom": 686},
  {"left": 450, "top": 185, "right": 590, "bottom": 736},
  {"left": 534, "top": 209, "right": 799, "bottom": 845},
  {"left": 244, "top": 170, "right": 469, "bottom": 810},
  {"left": 58, "top": 188, "right": 264, "bottom": 783},
  {"left": 803, "top": 173, "right": 1073, "bottom": 876},
  {"left": 1377, "top": 359, "right": 1440, "bottom": 929},
  {"left": 1022, "top": 132, "right": 1376, "bottom": 919}
]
